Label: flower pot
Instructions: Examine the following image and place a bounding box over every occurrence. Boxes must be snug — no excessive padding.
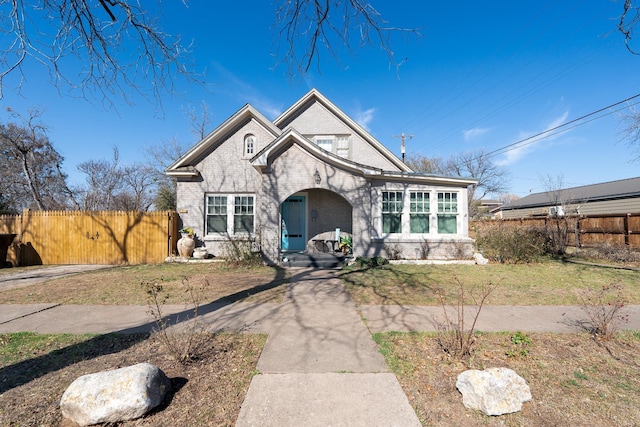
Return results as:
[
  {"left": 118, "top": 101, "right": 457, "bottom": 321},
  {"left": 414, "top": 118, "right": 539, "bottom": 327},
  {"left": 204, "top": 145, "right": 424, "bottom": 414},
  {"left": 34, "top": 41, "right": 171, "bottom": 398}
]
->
[
  {"left": 193, "top": 248, "right": 208, "bottom": 259},
  {"left": 177, "top": 234, "right": 196, "bottom": 257}
]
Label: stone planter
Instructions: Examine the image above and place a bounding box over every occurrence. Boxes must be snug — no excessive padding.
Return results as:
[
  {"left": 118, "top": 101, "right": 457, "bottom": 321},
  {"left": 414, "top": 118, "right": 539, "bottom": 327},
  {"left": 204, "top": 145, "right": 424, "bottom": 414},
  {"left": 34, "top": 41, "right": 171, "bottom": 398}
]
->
[
  {"left": 177, "top": 234, "right": 196, "bottom": 257},
  {"left": 192, "top": 248, "right": 208, "bottom": 259}
]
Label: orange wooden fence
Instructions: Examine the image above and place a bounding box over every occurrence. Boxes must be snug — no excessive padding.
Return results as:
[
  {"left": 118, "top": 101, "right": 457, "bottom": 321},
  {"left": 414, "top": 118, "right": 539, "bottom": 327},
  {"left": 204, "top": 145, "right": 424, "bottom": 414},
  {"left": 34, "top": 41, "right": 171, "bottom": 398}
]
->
[
  {"left": 0, "top": 210, "right": 179, "bottom": 266},
  {"left": 471, "top": 213, "right": 640, "bottom": 249}
]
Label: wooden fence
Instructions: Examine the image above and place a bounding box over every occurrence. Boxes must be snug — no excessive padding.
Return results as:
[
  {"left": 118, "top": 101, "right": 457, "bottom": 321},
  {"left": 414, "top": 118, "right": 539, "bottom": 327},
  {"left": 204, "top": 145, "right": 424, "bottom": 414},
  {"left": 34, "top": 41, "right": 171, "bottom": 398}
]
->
[
  {"left": 0, "top": 210, "right": 180, "bottom": 266},
  {"left": 471, "top": 213, "right": 640, "bottom": 249}
]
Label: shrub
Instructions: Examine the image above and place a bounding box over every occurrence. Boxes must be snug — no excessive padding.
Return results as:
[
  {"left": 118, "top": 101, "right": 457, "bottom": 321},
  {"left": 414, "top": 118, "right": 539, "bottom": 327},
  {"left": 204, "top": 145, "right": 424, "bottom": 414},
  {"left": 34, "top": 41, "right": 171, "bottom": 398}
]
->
[
  {"left": 475, "top": 222, "right": 545, "bottom": 263},
  {"left": 221, "top": 236, "right": 262, "bottom": 265},
  {"left": 142, "top": 277, "right": 211, "bottom": 364},
  {"left": 434, "top": 276, "right": 496, "bottom": 359},
  {"left": 354, "top": 256, "right": 389, "bottom": 269},
  {"left": 383, "top": 244, "right": 403, "bottom": 260},
  {"left": 578, "top": 282, "right": 629, "bottom": 341}
]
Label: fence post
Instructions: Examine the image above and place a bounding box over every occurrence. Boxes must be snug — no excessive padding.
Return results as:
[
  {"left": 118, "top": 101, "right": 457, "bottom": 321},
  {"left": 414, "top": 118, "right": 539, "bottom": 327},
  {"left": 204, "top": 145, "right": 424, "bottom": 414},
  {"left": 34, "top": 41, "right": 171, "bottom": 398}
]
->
[{"left": 624, "top": 213, "right": 630, "bottom": 247}]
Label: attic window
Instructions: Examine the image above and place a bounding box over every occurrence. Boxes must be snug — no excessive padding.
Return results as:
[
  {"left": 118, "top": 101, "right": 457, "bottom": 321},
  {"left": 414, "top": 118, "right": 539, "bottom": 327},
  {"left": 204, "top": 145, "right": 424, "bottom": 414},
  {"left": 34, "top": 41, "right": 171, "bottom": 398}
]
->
[
  {"left": 244, "top": 134, "right": 256, "bottom": 155},
  {"left": 312, "top": 135, "right": 350, "bottom": 158}
]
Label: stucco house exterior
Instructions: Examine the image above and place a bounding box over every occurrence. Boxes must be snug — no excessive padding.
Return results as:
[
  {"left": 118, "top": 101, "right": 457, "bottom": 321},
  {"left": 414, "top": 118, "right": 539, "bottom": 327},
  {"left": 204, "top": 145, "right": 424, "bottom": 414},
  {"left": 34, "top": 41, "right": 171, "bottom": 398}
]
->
[
  {"left": 166, "top": 89, "right": 477, "bottom": 264},
  {"left": 493, "top": 177, "right": 640, "bottom": 219}
]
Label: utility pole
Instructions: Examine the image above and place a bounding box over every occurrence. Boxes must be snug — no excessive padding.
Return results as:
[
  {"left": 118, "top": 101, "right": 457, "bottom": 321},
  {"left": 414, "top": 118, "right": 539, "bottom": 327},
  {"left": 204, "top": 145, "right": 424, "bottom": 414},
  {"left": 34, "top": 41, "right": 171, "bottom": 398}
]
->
[{"left": 393, "top": 132, "right": 413, "bottom": 163}]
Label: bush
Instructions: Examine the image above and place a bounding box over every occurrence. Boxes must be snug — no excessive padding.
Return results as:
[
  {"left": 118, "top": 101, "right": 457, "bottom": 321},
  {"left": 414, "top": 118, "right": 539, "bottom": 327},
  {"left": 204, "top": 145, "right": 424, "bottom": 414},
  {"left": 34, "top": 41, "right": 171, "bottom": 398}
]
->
[
  {"left": 353, "top": 256, "right": 389, "bottom": 269},
  {"left": 578, "top": 282, "right": 629, "bottom": 341},
  {"left": 475, "top": 222, "right": 546, "bottom": 263}
]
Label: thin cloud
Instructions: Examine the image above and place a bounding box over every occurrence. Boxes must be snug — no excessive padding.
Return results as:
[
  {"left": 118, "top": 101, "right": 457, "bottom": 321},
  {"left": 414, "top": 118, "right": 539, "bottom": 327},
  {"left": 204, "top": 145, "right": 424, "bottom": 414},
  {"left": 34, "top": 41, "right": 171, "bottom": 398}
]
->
[
  {"left": 211, "top": 63, "right": 283, "bottom": 119},
  {"left": 496, "top": 111, "right": 570, "bottom": 166},
  {"left": 463, "top": 127, "right": 492, "bottom": 141},
  {"left": 353, "top": 107, "right": 376, "bottom": 131}
]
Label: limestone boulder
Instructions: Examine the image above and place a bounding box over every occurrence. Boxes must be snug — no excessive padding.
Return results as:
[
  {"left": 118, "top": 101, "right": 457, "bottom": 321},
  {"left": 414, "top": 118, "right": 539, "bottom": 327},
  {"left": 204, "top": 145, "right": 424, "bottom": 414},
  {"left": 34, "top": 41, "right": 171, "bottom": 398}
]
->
[
  {"left": 60, "top": 362, "right": 170, "bottom": 426},
  {"left": 456, "top": 367, "right": 531, "bottom": 416}
]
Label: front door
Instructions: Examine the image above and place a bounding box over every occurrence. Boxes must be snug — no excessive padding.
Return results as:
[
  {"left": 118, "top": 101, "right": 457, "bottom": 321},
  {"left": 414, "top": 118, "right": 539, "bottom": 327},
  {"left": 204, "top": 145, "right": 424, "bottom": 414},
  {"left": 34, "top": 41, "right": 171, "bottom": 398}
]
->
[{"left": 281, "top": 195, "right": 306, "bottom": 251}]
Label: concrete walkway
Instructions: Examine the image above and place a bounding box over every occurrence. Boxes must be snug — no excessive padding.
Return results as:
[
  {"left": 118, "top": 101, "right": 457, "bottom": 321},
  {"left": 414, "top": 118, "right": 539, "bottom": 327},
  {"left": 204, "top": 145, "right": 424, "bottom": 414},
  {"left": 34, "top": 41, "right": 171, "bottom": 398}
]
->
[{"left": 1, "top": 267, "right": 640, "bottom": 426}]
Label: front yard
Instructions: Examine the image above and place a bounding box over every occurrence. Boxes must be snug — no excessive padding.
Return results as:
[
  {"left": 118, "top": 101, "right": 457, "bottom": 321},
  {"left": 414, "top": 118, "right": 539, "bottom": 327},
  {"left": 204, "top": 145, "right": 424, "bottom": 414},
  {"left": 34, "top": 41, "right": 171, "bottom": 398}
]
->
[{"left": 0, "top": 259, "right": 639, "bottom": 426}]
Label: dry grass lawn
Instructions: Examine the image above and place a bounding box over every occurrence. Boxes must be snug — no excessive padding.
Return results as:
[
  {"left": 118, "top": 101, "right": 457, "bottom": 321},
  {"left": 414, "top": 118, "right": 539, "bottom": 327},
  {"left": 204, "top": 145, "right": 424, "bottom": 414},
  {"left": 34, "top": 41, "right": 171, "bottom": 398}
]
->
[{"left": 1, "top": 259, "right": 639, "bottom": 425}]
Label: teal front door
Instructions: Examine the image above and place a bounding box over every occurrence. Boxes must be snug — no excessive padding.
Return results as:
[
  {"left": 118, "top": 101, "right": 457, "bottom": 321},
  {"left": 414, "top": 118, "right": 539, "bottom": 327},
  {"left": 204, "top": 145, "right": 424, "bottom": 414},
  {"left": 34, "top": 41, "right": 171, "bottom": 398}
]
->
[{"left": 281, "top": 196, "right": 306, "bottom": 251}]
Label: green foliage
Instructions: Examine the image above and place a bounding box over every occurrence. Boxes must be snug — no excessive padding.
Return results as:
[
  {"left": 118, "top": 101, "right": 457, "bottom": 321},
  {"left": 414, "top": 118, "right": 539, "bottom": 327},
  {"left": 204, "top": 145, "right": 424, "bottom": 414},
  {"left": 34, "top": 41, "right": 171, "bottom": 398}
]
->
[
  {"left": 353, "top": 256, "right": 389, "bottom": 269},
  {"left": 506, "top": 331, "right": 533, "bottom": 357}
]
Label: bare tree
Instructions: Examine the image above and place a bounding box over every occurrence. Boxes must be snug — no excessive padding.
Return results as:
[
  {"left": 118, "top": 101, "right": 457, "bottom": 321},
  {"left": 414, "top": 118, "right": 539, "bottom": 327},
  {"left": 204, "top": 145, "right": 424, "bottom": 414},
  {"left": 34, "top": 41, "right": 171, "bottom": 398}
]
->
[
  {"left": 77, "top": 147, "right": 124, "bottom": 210},
  {"left": 0, "top": 108, "right": 77, "bottom": 211},
  {"left": 406, "top": 150, "right": 510, "bottom": 218},
  {"left": 619, "top": 0, "right": 640, "bottom": 54},
  {"left": 619, "top": 105, "right": 640, "bottom": 162},
  {"left": 273, "top": 0, "right": 420, "bottom": 77},
  {"left": 0, "top": 0, "right": 192, "bottom": 104}
]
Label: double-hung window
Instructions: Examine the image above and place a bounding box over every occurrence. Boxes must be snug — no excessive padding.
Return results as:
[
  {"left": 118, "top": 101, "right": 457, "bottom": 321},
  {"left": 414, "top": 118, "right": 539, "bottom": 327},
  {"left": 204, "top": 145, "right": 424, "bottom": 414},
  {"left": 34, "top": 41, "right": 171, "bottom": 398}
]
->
[
  {"left": 316, "top": 138, "right": 333, "bottom": 152},
  {"left": 410, "top": 192, "right": 430, "bottom": 233},
  {"left": 335, "top": 136, "right": 350, "bottom": 158},
  {"left": 382, "top": 191, "right": 403, "bottom": 234},
  {"left": 206, "top": 196, "right": 227, "bottom": 233},
  {"left": 234, "top": 196, "right": 254, "bottom": 233},
  {"left": 437, "top": 192, "right": 458, "bottom": 234},
  {"left": 206, "top": 195, "right": 255, "bottom": 235}
]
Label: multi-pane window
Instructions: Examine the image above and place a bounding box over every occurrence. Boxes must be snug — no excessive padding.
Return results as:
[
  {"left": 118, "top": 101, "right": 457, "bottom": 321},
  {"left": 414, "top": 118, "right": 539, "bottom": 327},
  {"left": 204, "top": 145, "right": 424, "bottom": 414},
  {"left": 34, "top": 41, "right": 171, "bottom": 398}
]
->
[
  {"left": 206, "top": 196, "right": 227, "bottom": 233},
  {"left": 206, "top": 195, "right": 255, "bottom": 235},
  {"left": 336, "top": 136, "right": 350, "bottom": 158},
  {"left": 410, "top": 192, "right": 430, "bottom": 233},
  {"left": 382, "top": 191, "right": 403, "bottom": 233},
  {"left": 437, "top": 192, "right": 458, "bottom": 234},
  {"left": 234, "top": 196, "right": 254, "bottom": 233},
  {"left": 316, "top": 138, "right": 333, "bottom": 152},
  {"left": 244, "top": 135, "right": 255, "bottom": 155}
]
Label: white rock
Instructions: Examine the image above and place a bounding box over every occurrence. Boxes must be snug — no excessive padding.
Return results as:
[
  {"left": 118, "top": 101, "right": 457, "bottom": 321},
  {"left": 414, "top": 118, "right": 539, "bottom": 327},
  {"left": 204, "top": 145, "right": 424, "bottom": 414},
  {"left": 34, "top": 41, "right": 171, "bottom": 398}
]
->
[
  {"left": 60, "top": 362, "right": 170, "bottom": 426},
  {"left": 456, "top": 367, "right": 531, "bottom": 416},
  {"left": 473, "top": 252, "right": 489, "bottom": 265}
]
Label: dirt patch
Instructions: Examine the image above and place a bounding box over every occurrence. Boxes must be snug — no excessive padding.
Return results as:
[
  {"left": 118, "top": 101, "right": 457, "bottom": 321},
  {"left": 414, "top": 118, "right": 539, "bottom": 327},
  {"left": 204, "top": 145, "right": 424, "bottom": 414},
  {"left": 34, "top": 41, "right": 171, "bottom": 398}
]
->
[
  {"left": 0, "top": 333, "right": 265, "bottom": 426},
  {"left": 375, "top": 331, "right": 640, "bottom": 426}
]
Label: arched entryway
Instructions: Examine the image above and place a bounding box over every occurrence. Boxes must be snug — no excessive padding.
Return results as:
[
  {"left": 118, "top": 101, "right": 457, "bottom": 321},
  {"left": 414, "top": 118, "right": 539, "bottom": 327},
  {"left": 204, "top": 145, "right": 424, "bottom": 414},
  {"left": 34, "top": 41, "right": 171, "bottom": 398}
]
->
[{"left": 280, "top": 189, "right": 353, "bottom": 253}]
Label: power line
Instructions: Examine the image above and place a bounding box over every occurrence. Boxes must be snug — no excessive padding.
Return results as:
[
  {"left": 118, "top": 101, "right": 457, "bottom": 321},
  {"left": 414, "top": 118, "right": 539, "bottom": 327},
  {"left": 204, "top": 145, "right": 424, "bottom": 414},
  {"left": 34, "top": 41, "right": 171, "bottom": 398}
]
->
[{"left": 484, "top": 92, "right": 640, "bottom": 159}]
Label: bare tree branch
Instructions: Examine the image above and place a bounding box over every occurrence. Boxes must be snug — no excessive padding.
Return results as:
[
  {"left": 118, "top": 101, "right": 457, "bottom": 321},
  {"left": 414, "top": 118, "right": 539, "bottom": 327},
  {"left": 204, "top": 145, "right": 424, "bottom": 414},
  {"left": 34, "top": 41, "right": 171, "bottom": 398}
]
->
[
  {"left": 620, "top": 0, "right": 640, "bottom": 55},
  {"left": 272, "top": 0, "right": 421, "bottom": 78},
  {"left": 0, "top": 0, "right": 195, "bottom": 107}
]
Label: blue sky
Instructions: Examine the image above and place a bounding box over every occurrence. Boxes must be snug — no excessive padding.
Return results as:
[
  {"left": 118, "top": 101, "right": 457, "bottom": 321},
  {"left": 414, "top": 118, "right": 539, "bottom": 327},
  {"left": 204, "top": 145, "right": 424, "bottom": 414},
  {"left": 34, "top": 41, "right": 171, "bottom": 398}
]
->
[{"left": 1, "top": 1, "right": 639, "bottom": 198}]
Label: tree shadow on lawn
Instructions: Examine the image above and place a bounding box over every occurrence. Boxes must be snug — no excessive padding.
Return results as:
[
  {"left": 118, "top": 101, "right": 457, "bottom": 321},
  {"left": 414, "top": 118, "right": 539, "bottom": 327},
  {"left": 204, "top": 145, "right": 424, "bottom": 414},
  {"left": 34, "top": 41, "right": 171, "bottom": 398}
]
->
[
  {"left": 0, "top": 267, "right": 288, "bottom": 394},
  {"left": 339, "top": 264, "right": 439, "bottom": 305}
]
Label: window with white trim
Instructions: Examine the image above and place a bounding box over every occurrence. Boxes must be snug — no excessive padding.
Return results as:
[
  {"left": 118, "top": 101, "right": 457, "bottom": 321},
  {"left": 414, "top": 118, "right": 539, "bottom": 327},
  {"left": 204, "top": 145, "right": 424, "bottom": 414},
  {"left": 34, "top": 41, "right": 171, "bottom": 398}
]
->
[
  {"left": 382, "top": 191, "right": 403, "bottom": 234},
  {"left": 410, "top": 192, "right": 430, "bottom": 233},
  {"left": 206, "top": 196, "right": 227, "bottom": 233},
  {"left": 336, "top": 136, "right": 350, "bottom": 158},
  {"left": 234, "top": 196, "right": 254, "bottom": 233},
  {"left": 437, "top": 192, "right": 458, "bottom": 234},
  {"left": 311, "top": 135, "right": 350, "bottom": 158},
  {"left": 244, "top": 134, "right": 255, "bottom": 155},
  {"left": 206, "top": 194, "right": 255, "bottom": 235}
]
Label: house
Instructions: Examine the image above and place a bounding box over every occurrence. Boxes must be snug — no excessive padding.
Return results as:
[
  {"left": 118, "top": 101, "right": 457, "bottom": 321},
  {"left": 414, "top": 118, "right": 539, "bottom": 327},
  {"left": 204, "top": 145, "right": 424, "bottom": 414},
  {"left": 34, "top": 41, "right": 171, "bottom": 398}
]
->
[
  {"left": 166, "top": 89, "right": 477, "bottom": 264},
  {"left": 494, "top": 177, "right": 640, "bottom": 219}
]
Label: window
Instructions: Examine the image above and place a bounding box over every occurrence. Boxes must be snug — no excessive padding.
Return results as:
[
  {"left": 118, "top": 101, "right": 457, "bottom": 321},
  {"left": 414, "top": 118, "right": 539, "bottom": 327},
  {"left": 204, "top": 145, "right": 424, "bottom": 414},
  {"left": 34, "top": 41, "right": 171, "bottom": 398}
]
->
[
  {"left": 437, "top": 192, "right": 458, "bottom": 234},
  {"left": 316, "top": 138, "right": 333, "bottom": 152},
  {"left": 234, "top": 196, "right": 254, "bottom": 233},
  {"left": 206, "top": 196, "right": 227, "bottom": 233},
  {"left": 312, "top": 135, "right": 350, "bottom": 158},
  {"left": 206, "top": 194, "right": 255, "bottom": 235},
  {"left": 410, "top": 192, "right": 430, "bottom": 233},
  {"left": 244, "top": 135, "right": 255, "bottom": 155},
  {"left": 336, "top": 136, "right": 350, "bottom": 158},
  {"left": 382, "top": 191, "right": 403, "bottom": 233}
]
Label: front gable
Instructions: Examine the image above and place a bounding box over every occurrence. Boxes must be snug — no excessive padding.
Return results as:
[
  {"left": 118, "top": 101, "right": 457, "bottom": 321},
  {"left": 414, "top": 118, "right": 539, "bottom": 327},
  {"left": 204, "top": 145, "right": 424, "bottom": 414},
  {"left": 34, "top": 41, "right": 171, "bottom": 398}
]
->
[{"left": 275, "top": 89, "right": 412, "bottom": 172}]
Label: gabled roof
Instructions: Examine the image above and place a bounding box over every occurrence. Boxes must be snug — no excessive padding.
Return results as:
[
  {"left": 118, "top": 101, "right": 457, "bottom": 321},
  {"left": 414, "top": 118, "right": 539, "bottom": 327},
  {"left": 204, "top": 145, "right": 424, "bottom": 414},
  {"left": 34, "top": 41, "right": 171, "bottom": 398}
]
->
[
  {"left": 274, "top": 89, "right": 413, "bottom": 173},
  {"left": 500, "top": 177, "right": 640, "bottom": 211},
  {"left": 251, "top": 128, "right": 477, "bottom": 186},
  {"left": 166, "top": 104, "right": 281, "bottom": 177}
]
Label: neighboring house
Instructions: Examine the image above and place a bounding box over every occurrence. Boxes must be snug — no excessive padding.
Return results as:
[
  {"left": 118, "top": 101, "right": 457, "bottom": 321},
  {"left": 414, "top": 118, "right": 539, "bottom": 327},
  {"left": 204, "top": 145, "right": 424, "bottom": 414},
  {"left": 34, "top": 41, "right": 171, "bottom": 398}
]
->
[
  {"left": 494, "top": 177, "right": 640, "bottom": 219},
  {"left": 166, "top": 89, "right": 477, "bottom": 264}
]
